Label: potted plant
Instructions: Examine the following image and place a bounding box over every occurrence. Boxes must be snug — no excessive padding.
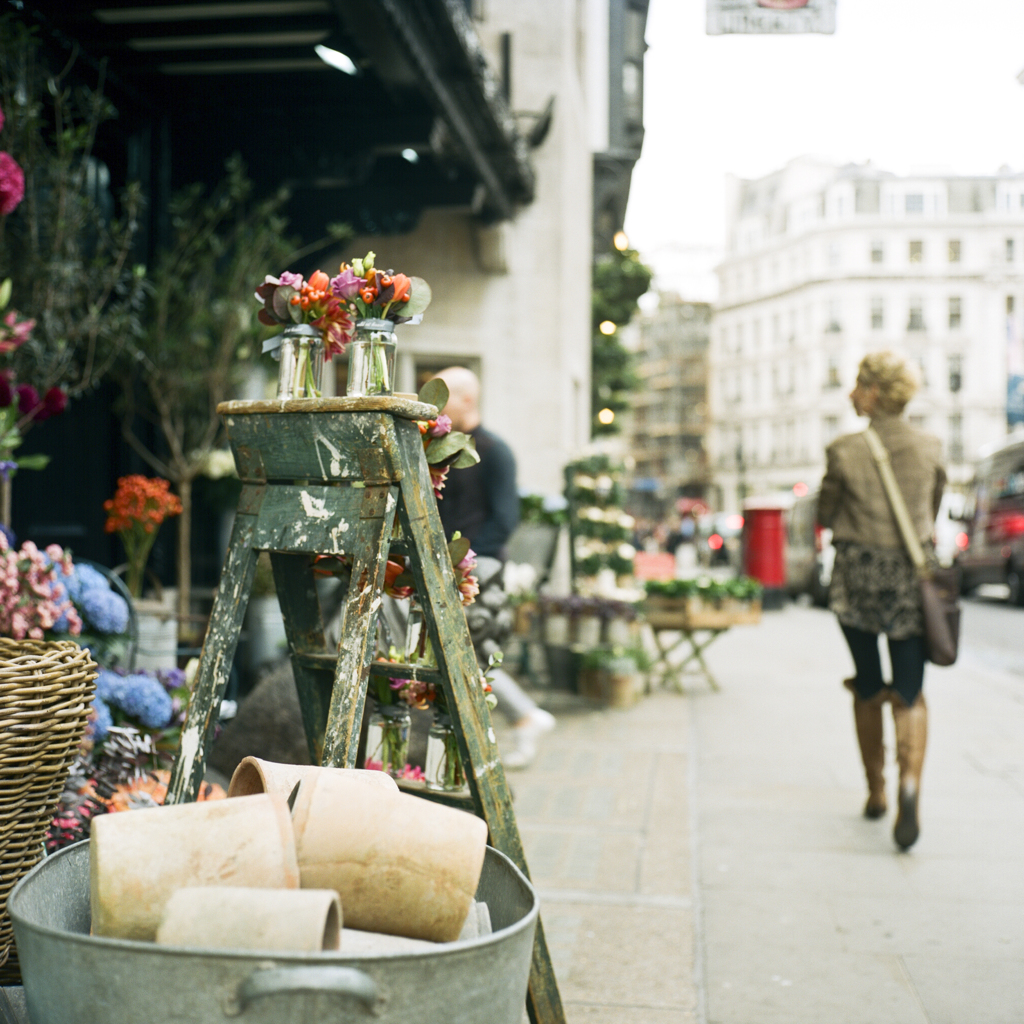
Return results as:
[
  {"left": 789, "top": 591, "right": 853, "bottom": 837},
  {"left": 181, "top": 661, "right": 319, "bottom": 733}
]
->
[{"left": 103, "top": 475, "right": 183, "bottom": 669}]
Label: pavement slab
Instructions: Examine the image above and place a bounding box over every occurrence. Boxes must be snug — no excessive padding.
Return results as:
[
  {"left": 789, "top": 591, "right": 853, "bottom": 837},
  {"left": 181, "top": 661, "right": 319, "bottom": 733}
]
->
[{"left": 496, "top": 599, "right": 1023, "bottom": 1024}]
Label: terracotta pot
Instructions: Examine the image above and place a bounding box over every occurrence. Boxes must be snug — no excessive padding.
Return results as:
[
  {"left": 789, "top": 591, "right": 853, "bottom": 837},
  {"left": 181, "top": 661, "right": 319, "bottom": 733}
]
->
[
  {"left": 291, "top": 772, "right": 487, "bottom": 942},
  {"left": 227, "top": 756, "right": 399, "bottom": 800},
  {"left": 90, "top": 793, "right": 299, "bottom": 942},
  {"left": 156, "top": 886, "right": 340, "bottom": 953}
]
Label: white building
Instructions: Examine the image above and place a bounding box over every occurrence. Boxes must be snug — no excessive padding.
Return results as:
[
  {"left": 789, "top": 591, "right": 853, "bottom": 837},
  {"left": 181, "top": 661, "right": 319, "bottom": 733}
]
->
[
  {"left": 332, "top": 0, "right": 648, "bottom": 496},
  {"left": 708, "top": 157, "right": 1024, "bottom": 511}
]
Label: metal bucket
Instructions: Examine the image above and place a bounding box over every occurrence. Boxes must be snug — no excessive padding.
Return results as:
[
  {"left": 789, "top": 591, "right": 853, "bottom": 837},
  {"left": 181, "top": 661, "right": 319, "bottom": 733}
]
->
[{"left": 9, "top": 842, "right": 538, "bottom": 1024}]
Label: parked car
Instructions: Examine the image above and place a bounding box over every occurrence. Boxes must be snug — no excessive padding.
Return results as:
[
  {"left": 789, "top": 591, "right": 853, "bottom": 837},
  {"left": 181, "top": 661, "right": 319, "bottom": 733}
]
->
[{"left": 955, "top": 434, "right": 1024, "bottom": 605}]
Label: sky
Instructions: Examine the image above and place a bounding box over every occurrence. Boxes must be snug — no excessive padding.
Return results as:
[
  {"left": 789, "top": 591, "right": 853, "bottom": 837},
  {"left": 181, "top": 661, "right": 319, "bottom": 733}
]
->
[{"left": 625, "top": 0, "right": 1024, "bottom": 301}]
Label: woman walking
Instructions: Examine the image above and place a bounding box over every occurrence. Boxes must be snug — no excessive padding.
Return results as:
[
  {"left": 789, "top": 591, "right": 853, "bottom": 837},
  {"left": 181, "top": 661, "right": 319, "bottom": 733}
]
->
[{"left": 818, "top": 352, "right": 946, "bottom": 850}]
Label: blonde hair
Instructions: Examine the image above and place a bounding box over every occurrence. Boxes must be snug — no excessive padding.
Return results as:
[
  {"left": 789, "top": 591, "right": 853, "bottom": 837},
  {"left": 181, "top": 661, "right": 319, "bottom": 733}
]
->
[{"left": 856, "top": 351, "right": 918, "bottom": 415}]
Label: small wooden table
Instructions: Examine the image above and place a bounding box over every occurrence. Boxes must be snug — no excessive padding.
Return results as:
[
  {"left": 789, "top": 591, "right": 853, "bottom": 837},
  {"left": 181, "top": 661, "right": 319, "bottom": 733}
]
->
[{"left": 642, "top": 599, "right": 762, "bottom": 693}]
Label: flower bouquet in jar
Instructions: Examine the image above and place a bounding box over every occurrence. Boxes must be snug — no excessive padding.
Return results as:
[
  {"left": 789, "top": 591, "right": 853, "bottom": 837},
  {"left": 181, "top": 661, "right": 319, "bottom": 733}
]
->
[{"left": 255, "top": 252, "right": 431, "bottom": 399}]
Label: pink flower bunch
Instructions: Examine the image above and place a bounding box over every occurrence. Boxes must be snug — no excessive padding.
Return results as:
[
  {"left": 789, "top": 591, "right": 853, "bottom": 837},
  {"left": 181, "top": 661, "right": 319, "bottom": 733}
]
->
[
  {"left": 0, "top": 536, "right": 82, "bottom": 640},
  {"left": 0, "top": 310, "right": 34, "bottom": 354},
  {"left": 455, "top": 545, "right": 480, "bottom": 607}
]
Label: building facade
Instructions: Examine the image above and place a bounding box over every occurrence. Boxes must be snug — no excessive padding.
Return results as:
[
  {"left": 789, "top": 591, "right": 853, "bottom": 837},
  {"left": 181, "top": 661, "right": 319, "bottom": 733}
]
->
[
  {"left": 709, "top": 157, "right": 1024, "bottom": 511},
  {"left": 627, "top": 296, "right": 711, "bottom": 516}
]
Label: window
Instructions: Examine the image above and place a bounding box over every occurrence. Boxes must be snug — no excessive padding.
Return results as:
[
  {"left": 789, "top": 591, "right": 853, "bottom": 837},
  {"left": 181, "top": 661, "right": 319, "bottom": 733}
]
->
[
  {"left": 736, "top": 323, "right": 745, "bottom": 353},
  {"left": 870, "top": 239, "right": 884, "bottom": 263},
  {"left": 828, "top": 243, "right": 841, "bottom": 268},
  {"left": 948, "top": 354, "right": 962, "bottom": 393},
  {"left": 905, "top": 194, "right": 924, "bottom": 214},
  {"left": 825, "top": 356, "right": 841, "bottom": 389},
  {"left": 948, "top": 296, "right": 962, "bottom": 329},
  {"left": 909, "top": 240, "right": 923, "bottom": 264},
  {"left": 948, "top": 239, "right": 961, "bottom": 263},
  {"left": 948, "top": 414, "right": 963, "bottom": 463},
  {"left": 907, "top": 298, "right": 925, "bottom": 331},
  {"left": 823, "top": 416, "right": 840, "bottom": 444},
  {"left": 871, "top": 297, "right": 884, "bottom": 330},
  {"left": 1008, "top": 296, "right": 1016, "bottom": 316},
  {"left": 1008, "top": 238, "right": 1016, "bottom": 262},
  {"left": 826, "top": 299, "right": 842, "bottom": 332},
  {"left": 772, "top": 313, "right": 781, "bottom": 346}
]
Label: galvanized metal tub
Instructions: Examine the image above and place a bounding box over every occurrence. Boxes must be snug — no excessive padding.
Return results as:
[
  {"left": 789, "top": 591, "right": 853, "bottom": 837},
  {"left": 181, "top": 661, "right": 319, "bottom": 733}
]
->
[{"left": 9, "top": 842, "right": 537, "bottom": 1024}]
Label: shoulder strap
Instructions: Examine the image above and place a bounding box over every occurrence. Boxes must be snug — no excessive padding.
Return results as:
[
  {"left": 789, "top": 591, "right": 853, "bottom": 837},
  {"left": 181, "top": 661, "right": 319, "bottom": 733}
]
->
[{"left": 863, "top": 427, "right": 928, "bottom": 574}]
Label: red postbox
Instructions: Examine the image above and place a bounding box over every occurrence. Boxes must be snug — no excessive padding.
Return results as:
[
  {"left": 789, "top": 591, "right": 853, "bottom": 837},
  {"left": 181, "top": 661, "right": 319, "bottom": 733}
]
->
[{"left": 742, "top": 498, "right": 787, "bottom": 607}]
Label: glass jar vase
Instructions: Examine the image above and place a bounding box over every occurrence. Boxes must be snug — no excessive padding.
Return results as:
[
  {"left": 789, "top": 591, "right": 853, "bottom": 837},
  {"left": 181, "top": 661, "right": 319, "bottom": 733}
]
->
[
  {"left": 273, "top": 324, "right": 324, "bottom": 399},
  {"left": 346, "top": 319, "right": 396, "bottom": 397},
  {"left": 425, "top": 713, "right": 467, "bottom": 793},
  {"left": 365, "top": 704, "right": 411, "bottom": 778}
]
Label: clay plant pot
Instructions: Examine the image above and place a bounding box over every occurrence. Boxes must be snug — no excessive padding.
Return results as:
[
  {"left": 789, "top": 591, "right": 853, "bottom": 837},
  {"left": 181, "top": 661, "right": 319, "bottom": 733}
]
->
[
  {"left": 227, "top": 756, "right": 399, "bottom": 800},
  {"left": 291, "top": 771, "right": 488, "bottom": 942},
  {"left": 156, "top": 886, "right": 341, "bottom": 953},
  {"left": 90, "top": 793, "right": 299, "bottom": 942}
]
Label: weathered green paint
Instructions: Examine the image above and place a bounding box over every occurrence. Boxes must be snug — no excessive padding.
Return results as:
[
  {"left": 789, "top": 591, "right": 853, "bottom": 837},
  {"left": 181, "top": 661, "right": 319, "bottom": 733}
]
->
[
  {"left": 168, "top": 398, "right": 566, "bottom": 1024},
  {"left": 166, "top": 512, "right": 259, "bottom": 805}
]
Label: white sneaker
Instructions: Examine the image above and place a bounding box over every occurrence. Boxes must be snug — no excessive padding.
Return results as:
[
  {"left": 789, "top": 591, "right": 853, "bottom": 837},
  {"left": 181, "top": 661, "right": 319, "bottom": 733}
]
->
[{"left": 502, "top": 708, "right": 556, "bottom": 770}]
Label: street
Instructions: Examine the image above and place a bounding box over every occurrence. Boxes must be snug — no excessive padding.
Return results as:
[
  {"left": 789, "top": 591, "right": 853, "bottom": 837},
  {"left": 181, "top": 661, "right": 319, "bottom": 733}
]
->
[{"left": 502, "top": 598, "right": 1024, "bottom": 1024}]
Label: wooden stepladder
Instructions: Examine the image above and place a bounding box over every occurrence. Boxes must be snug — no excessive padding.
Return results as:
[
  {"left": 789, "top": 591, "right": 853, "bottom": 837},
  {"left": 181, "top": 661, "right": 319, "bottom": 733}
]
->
[{"left": 167, "top": 395, "right": 565, "bottom": 1024}]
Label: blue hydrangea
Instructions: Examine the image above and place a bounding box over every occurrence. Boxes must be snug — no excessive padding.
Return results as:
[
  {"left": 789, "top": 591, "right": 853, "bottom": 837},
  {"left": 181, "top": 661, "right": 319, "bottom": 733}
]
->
[
  {"left": 65, "top": 563, "right": 111, "bottom": 604},
  {"left": 88, "top": 696, "right": 112, "bottom": 743},
  {"left": 95, "top": 669, "right": 129, "bottom": 705},
  {"left": 80, "top": 587, "right": 130, "bottom": 635},
  {"left": 118, "top": 673, "right": 174, "bottom": 729}
]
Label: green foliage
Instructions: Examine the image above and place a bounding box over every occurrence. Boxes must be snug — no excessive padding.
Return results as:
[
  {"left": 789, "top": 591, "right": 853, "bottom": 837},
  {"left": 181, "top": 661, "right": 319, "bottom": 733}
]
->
[
  {"left": 519, "top": 493, "right": 567, "bottom": 527},
  {"left": 644, "top": 576, "right": 764, "bottom": 600},
  {"left": 0, "top": 16, "right": 146, "bottom": 397},
  {"left": 117, "top": 155, "right": 295, "bottom": 482},
  {"left": 590, "top": 247, "right": 652, "bottom": 437}
]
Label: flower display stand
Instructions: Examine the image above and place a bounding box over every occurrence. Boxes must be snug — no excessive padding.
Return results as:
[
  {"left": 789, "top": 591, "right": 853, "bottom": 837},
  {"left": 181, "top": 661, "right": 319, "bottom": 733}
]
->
[
  {"left": 166, "top": 395, "right": 565, "bottom": 1024},
  {"left": 641, "top": 598, "right": 762, "bottom": 692}
]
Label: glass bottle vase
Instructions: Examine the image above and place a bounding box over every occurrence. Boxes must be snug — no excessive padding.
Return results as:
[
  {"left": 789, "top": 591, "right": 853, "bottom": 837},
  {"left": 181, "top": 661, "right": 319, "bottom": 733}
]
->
[
  {"left": 365, "top": 704, "right": 411, "bottom": 778},
  {"left": 275, "top": 325, "right": 325, "bottom": 399},
  {"left": 425, "top": 713, "right": 467, "bottom": 792},
  {"left": 346, "top": 319, "right": 397, "bottom": 397}
]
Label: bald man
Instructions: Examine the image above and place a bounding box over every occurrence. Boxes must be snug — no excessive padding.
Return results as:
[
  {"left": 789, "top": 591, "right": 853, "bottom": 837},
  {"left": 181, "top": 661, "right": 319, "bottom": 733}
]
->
[
  {"left": 430, "top": 366, "right": 555, "bottom": 768},
  {"left": 432, "top": 366, "right": 519, "bottom": 561}
]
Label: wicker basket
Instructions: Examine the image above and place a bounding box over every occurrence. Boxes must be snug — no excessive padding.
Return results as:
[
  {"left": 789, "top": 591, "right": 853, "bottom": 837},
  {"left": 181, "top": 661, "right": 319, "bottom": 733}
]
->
[{"left": 0, "top": 638, "right": 97, "bottom": 982}]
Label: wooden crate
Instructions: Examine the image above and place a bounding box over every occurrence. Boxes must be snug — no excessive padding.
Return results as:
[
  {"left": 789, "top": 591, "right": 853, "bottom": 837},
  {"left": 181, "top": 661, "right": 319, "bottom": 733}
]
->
[{"left": 642, "top": 597, "right": 762, "bottom": 630}]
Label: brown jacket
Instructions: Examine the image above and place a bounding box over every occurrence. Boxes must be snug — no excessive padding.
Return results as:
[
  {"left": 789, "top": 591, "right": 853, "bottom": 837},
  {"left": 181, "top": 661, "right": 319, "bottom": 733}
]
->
[{"left": 817, "top": 414, "right": 946, "bottom": 548}]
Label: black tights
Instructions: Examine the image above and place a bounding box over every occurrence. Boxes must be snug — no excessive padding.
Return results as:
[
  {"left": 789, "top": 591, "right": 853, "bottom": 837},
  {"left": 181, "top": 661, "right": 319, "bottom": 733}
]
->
[{"left": 841, "top": 624, "right": 926, "bottom": 706}]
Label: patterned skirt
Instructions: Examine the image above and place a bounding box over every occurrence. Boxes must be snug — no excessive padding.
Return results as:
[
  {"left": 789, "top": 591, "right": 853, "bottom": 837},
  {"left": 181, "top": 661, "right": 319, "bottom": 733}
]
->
[{"left": 829, "top": 541, "right": 926, "bottom": 640}]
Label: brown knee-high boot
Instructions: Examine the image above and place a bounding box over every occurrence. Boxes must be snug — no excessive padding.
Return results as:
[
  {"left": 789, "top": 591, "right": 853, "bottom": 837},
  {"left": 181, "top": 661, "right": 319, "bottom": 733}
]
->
[
  {"left": 848, "top": 685, "right": 888, "bottom": 819},
  {"left": 892, "top": 693, "right": 927, "bottom": 850}
]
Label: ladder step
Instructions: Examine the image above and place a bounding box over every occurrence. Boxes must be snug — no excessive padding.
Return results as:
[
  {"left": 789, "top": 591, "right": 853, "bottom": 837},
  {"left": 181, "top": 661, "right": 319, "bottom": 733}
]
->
[
  {"left": 369, "top": 660, "right": 442, "bottom": 684},
  {"left": 291, "top": 651, "right": 442, "bottom": 685}
]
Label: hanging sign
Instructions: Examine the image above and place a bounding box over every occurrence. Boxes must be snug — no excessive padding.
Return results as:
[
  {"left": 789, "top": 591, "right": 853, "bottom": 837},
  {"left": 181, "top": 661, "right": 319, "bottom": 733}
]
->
[{"left": 707, "top": 0, "right": 836, "bottom": 35}]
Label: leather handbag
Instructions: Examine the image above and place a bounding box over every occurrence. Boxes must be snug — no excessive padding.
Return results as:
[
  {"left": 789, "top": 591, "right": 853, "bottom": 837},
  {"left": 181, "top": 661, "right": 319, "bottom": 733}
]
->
[{"left": 864, "top": 428, "right": 960, "bottom": 666}]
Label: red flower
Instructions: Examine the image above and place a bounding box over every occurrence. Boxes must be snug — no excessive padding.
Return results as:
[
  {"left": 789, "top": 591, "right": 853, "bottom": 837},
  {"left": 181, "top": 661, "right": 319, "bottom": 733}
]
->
[
  {"left": 15, "top": 383, "right": 39, "bottom": 417},
  {"left": 0, "top": 152, "right": 24, "bottom": 216},
  {"left": 42, "top": 387, "right": 68, "bottom": 418}
]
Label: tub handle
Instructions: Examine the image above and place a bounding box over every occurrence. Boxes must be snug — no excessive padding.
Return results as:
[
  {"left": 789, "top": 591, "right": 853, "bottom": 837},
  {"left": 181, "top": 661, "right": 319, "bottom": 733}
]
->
[{"left": 231, "top": 965, "right": 379, "bottom": 1016}]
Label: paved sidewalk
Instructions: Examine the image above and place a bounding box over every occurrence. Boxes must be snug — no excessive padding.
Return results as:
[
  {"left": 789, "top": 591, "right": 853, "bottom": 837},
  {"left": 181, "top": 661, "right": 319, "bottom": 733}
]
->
[{"left": 504, "top": 603, "right": 1024, "bottom": 1024}]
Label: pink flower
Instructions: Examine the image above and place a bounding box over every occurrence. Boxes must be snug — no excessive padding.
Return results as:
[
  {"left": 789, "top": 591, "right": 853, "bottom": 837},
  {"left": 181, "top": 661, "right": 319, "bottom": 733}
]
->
[
  {"left": 330, "top": 267, "right": 363, "bottom": 301},
  {"left": 429, "top": 415, "right": 452, "bottom": 438},
  {"left": 0, "top": 152, "right": 25, "bottom": 216},
  {"left": 429, "top": 464, "right": 449, "bottom": 499}
]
